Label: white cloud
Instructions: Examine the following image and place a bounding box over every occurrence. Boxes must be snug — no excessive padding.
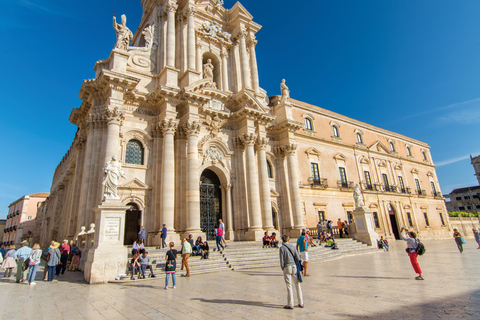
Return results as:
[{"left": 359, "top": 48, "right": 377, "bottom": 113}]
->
[{"left": 436, "top": 152, "right": 480, "bottom": 167}]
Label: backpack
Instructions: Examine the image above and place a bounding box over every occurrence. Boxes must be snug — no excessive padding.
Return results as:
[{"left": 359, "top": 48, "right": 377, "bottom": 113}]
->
[{"left": 415, "top": 239, "right": 426, "bottom": 256}]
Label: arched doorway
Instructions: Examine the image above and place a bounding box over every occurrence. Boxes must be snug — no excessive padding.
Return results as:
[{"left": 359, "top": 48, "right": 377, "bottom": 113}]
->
[
  {"left": 200, "top": 169, "right": 222, "bottom": 240},
  {"left": 124, "top": 203, "right": 141, "bottom": 245},
  {"left": 388, "top": 203, "right": 400, "bottom": 240}
]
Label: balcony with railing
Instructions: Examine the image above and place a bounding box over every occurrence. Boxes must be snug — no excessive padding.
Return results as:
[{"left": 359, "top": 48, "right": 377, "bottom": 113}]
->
[
  {"left": 432, "top": 191, "right": 443, "bottom": 199},
  {"left": 416, "top": 189, "right": 427, "bottom": 197},
  {"left": 309, "top": 177, "right": 328, "bottom": 188},
  {"left": 337, "top": 180, "right": 354, "bottom": 190}
]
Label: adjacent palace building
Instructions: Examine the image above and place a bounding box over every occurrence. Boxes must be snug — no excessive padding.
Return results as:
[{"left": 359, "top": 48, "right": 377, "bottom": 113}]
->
[{"left": 33, "top": 0, "right": 451, "bottom": 251}]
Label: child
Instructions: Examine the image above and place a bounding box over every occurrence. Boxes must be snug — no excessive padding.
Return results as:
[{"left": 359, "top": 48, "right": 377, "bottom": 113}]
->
[{"left": 138, "top": 251, "right": 156, "bottom": 279}]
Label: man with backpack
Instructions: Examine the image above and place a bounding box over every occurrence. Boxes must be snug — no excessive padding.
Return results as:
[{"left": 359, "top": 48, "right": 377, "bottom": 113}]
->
[{"left": 400, "top": 227, "right": 424, "bottom": 280}]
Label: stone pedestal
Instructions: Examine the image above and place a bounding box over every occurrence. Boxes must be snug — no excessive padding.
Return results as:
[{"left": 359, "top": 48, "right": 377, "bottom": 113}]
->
[
  {"left": 224, "top": 230, "right": 235, "bottom": 241},
  {"left": 288, "top": 228, "right": 304, "bottom": 238},
  {"left": 244, "top": 229, "right": 264, "bottom": 241},
  {"left": 158, "top": 66, "right": 179, "bottom": 88},
  {"left": 84, "top": 200, "right": 129, "bottom": 284},
  {"left": 351, "top": 208, "right": 379, "bottom": 246},
  {"left": 179, "top": 69, "right": 200, "bottom": 88}
]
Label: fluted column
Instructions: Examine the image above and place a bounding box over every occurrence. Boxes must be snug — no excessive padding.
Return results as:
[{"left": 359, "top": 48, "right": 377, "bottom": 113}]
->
[
  {"left": 248, "top": 38, "right": 259, "bottom": 93},
  {"left": 257, "top": 137, "right": 274, "bottom": 230},
  {"left": 186, "top": 6, "right": 196, "bottom": 70},
  {"left": 222, "top": 184, "right": 233, "bottom": 233},
  {"left": 104, "top": 107, "right": 125, "bottom": 163},
  {"left": 241, "top": 133, "right": 262, "bottom": 229},
  {"left": 238, "top": 30, "right": 251, "bottom": 90},
  {"left": 165, "top": 1, "right": 178, "bottom": 67},
  {"left": 160, "top": 119, "right": 178, "bottom": 232},
  {"left": 184, "top": 121, "right": 201, "bottom": 232},
  {"left": 221, "top": 48, "right": 229, "bottom": 92},
  {"left": 283, "top": 144, "right": 305, "bottom": 229}
]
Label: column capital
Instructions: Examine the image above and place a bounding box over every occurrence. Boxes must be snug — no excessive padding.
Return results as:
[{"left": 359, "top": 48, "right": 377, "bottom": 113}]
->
[
  {"left": 183, "top": 5, "right": 197, "bottom": 16},
  {"left": 183, "top": 121, "right": 201, "bottom": 136},
  {"left": 239, "top": 133, "right": 257, "bottom": 147},
  {"left": 256, "top": 137, "right": 269, "bottom": 150},
  {"left": 220, "top": 184, "right": 232, "bottom": 191},
  {"left": 220, "top": 47, "right": 228, "bottom": 57},
  {"left": 164, "top": 1, "right": 178, "bottom": 13},
  {"left": 279, "top": 143, "right": 297, "bottom": 155},
  {"left": 159, "top": 119, "right": 179, "bottom": 135},
  {"left": 105, "top": 107, "right": 125, "bottom": 126}
]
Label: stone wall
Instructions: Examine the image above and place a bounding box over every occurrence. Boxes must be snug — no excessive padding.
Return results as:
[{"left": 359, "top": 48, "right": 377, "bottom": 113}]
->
[{"left": 449, "top": 216, "right": 480, "bottom": 238}]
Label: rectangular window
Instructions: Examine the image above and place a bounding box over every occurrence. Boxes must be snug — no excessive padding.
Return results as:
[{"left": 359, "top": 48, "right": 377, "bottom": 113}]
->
[
  {"left": 27, "top": 216, "right": 32, "bottom": 221},
  {"left": 431, "top": 182, "right": 437, "bottom": 196},
  {"left": 459, "top": 206, "right": 465, "bottom": 210},
  {"left": 311, "top": 163, "right": 320, "bottom": 180},
  {"left": 406, "top": 212, "right": 413, "bottom": 227},
  {"left": 439, "top": 213, "right": 445, "bottom": 226},
  {"left": 339, "top": 167, "right": 348, "bottom": 187},
  {"left": 364, "top": 171, "right": 372, "bottom": 189},
  {"left": 347, "top": 211, "right": 353, "bottom": 224},
  {"left": 464, "top": 196, "right": 471, "bottom": 200},
  {"left": 456, "top": 197, "right": 462, "bottom": 200},
  {"left": 467, "top": 206, "right": 472, "bottom": 210},
  {"left": 398, "top": 176, "right": 405, "bottom": 192},
  {"left": 423, "top": 212, "right": 430, "bottom": 227},
  {"left": 415, "top": 179, "right": 422, "bottom": 193},
  {"left": 382, "top": 174, "right": 390, "bottom": 191},
  {"left": 318, "top": 211, "right": 325, "bottom": 225},
  {"left": 372, "top": 212, "right": 380, "bottom": 228},
  {"left": 473, "top": 194, "right": 479, "bottom": 199},
  {"left": 476, "top": 205, "right": 480, "bottom": 209}
]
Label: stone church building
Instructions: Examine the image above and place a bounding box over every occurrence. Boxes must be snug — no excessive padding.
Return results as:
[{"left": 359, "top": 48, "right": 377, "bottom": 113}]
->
[{"left": 33, "top": 0, "right": 451, "bottom": 251}]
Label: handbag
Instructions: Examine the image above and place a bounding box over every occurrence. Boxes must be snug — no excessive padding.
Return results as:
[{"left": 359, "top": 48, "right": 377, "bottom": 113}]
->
[
  {"left": 284, "top": 245, "right": 304, "bottom": 283},
  {"left": 23, "top": 258, "right": 30, "bottom": 270},
  {"left": 460, "top": 237, "right": 466, "bottom": 244},
  {"left": 165, "top": 262, "right": 175, "bottom": 273}
]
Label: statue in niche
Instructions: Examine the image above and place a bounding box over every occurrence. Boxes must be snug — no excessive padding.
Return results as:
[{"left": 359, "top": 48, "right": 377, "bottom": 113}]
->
[
  {"left": 102, "top": 155, "right": 126, "bottom": 200},
  {"left": 203, "top": 59, "right": 214, "bottom": 80},
  {"left": 113, "top": 14, "right": 133, "bottom": 51},
  {"left": 280, "top": 79, "right": 290, "bottom": 103},
  {"left": 353, "top": 184, "right": 366, "bottom": 210}
]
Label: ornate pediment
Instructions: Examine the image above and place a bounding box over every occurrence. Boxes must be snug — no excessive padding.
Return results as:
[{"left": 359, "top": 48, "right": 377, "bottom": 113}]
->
[
  {"left": 359, "top": 156, "right": 370, "bottom": 164},
  {"left": 426, "top": 171, "right": 434, "bottom": 177},
  {"left": 334, "top": 153, "right": 347, "bottom": 163},
  {"left": 393, "top": 162, "right": 403, "bottom": 170},
  {"left": 368, "top": 141, "right": 391, "bottom": 154},
  {"left": 411, "top": 168, "right": 419, "bottom": 174},
  {"left": 305, "top": 147, "right": 322, "bottom": 158},
  {"left": 119, "top": 178, "right": 149, "bottom": 190},
  {"left": 377, "top": 159, "right": 387, "bottom": 167},
  {"left": 369, "top": 202, "right": 379, "bottom": 209}
]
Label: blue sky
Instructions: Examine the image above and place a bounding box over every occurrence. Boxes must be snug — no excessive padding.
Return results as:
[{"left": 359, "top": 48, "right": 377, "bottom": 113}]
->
[{"left": 1, "top": 0, "right": 480, "bottom": 216}]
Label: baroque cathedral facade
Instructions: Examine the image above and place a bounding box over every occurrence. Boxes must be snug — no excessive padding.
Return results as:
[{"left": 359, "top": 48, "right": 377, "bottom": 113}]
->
[{"left": 33, "top": 0, "right": 451, "bottom": 250}]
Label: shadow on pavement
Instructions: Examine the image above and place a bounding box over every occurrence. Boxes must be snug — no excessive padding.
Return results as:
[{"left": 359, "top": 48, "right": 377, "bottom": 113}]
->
[
  {"left": 332, "top": 275, "right": 410, "bottom": 280},
  {"left": 191, "top": 298, "right": 280, "bottom": 309}
]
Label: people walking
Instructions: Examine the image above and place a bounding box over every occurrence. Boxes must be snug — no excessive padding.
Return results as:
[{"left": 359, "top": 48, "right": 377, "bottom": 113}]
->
[
  {"left": 56, "top": 239, "right": 70, "bottom": 275},
  {"left": 343, "top": 220, "right": 349, "bottom": 237},
  {"left": 161, "top": 224, "right": 167, "bottom": 248},
  {"left": 473, "top": 227, "right": 480, "bottom": 249},
  {"left": 215, "top": 225, "right": 224, "bottom": 252},
  {"left": 326, "top": 220, "right": 333, "bottom": 236},
  {"left": 400, "top": 227, "right": 423, "bottom": 280},
  {"left": 296, "top": 230, "right": 309, "bottom": 276},
  {"left": 27, "top": 243, "right": 42, "bottom": 285},
  {"left": 69, "top": 243, "right": 81, "bottom": 271},
  {"left": 181, "top": 238, "right": 192, "bottom": 277},
  {"left": 219, "top": 219, "right": 228, "bottom": 247},
  {"left": 279, "top": 235, "right": 304, "bottom": 309},
  {"left": 2, "top": 245, "right": 16, "bottom": 277},
  {"left": 337, "top": 219, "right": 344, "bottom": 238},
  {"left": 316, "top": 221, "right": 323, "bottom": 241},
  {"left": 165, "top": 242, "right": 178, "bottom": 289},
  {"left": 15, "top": 240, "right": 32, "bottom": 283},
  {"left": 46, "top": 242, "right": 61, "bottom": 281},
  {"left": 43, "top": 241, "right": 54, "bottom": 280},
  {"left": 453, "top": 228, "right": 464, "bottom": 253}
]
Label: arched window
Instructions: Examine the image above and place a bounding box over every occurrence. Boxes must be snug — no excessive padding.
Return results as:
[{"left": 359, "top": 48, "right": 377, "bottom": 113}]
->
[
  {"left": 305, "top": 118, "right": 312, "bottom": 130},
  {"left": 389, "top": 142, "right": 395, "bottom": 152},
  {"left": 125, "top": 139, "right": 144, "bottom": 165},
  {"left": 332, "top": 125, "right": 339, "bottom": 137},
  {"left": 406, "top": 146, "right": 412, "bottom": 157},
  {"left": 267, "top": 160, "right": 273, "bottom": 178},
  {"left": 356, "top": 133, "right": 363, "bottom": 144}
]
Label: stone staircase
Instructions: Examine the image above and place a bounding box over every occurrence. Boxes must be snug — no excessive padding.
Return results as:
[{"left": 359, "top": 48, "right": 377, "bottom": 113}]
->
[{"left": 109, "top": 238, "right": 379, "bottom": 283}]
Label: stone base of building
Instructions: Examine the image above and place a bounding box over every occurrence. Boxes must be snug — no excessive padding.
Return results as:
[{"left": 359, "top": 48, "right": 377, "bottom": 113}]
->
[
  {"left": 84, "top": 245, "right": 129, "bottom": 284},
  {"left": 224, "top": 230, "right": 235, "bottom": 241},
  {"left": 244, "top": 229, "right": 264, "bottom": 241},
  {"left": 288, "top": 228, "right": 305, "bottom": 239},
  {"left": 351, "top": 208, "right": 379, "bottom": 246}
]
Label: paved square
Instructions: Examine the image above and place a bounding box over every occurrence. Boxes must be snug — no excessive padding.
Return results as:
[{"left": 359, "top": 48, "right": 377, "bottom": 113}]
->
[{"left": 1, "top": 240, "right": 479, "bottom": 319}]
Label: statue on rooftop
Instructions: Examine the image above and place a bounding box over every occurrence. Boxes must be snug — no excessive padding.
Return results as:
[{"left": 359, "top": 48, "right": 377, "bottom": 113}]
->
[
  {"left": 280, "top": 79, "right": 290, "bottom": 103},
  {"left": 113, "top": 14, "right": 133, "bottom": 51}
]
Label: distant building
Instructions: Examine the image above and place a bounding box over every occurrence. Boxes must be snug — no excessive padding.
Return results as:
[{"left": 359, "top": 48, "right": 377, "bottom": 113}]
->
[
  {"left": 445, "top": 155, "right": 480, "bottom": 214},
  {"left": 0, "top": 219, "right": 6, "bottom": 244},
  {"left": 3, "top": 193, "right": 49, "bottom": 246}
]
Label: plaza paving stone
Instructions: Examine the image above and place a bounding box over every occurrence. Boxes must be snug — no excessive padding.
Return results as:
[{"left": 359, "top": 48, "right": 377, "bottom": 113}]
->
[{"left": 1, "top": 239, "right": 479, "bottom": 319}]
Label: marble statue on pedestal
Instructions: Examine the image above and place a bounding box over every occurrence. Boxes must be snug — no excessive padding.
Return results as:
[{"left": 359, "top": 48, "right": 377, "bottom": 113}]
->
[
  {"left": 353, "top": 184, "right": 366, "bottom": 209},
  {"left": 203, "top": 59, "right": 214, "bottom": 80},
  {"left": 102, "top": 155, "right": 126, "bottom": 200},
  {"left": 280, "top": 79, "right": 290, "bottom": 103},
  {"left": 113, "top": 14, "right": 133, "bottom": 50}
]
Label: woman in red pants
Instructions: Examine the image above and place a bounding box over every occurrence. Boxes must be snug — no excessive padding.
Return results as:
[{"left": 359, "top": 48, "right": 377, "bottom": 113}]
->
[{"left": 400, "top": 227, "right": 424, "bottom": 280}]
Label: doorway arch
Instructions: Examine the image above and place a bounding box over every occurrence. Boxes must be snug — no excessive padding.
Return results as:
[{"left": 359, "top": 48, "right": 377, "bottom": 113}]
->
[
  {"left": 388, "top": 203, "right": 400, "bottom": 240},
  {"left": 124, "top": 203, "right": 141, "bottom": 245},
  {"left": 200, "top": 169, "right": 222, "bottom": 240}
]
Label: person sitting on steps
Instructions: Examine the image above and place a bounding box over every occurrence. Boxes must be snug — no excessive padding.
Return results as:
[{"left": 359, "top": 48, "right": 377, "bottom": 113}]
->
[{"left": 263, "top": 231, "right": 271, "bottom": 248}]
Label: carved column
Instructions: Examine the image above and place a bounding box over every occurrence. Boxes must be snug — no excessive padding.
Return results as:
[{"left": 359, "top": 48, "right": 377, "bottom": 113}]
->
[
  {"left": 160, "top": 119, "right": 178, "bottom": 233},
  {"left": 165, "top": 1, "right": 178, "bottom": 67},
  {"left": 257, "top": 137, "right": 274, "bottom": 230},
  {"left": 238, "top": 29, "right": 252, "bottom": 90},
  {"left": 241, "top": 133, "right": 262, "bottom": 230},
  {"left": 184, "top": 121, "right": 201, "bottom": 233},
  {"left": 283, "top": 144, "right": 305, "bottom": 230},
  {"left": 222, "top": 184, "right": 233, "bottom": 233},
  {"left": 104, "top": 107, "right": 125, "bottom": 163},
  {"left": 248, "top": 38, "right": 259, "bottom": 94},
  {"left": 186, "top": 6, "right": 196, "bottom": 70},
  {"left": 196, "top": 43, "right": 202, "bottom": 73},
  {"left": 221, "top": 48, "right": 229, "bottom": 92}
]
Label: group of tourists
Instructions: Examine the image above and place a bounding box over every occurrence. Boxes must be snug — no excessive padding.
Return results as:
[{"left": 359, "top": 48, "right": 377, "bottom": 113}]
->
[
  {"left": 317, "top": 220, "right": 349, "bottom": 240},
  {"left": 0, "top": 239, "right": 81, "bottom": 285},
  {"left": 262, "top": 231, "right": 279, "bottom": 248},
  {"left": 452, "top": 227, "right": 480, "bottom": 253}
]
